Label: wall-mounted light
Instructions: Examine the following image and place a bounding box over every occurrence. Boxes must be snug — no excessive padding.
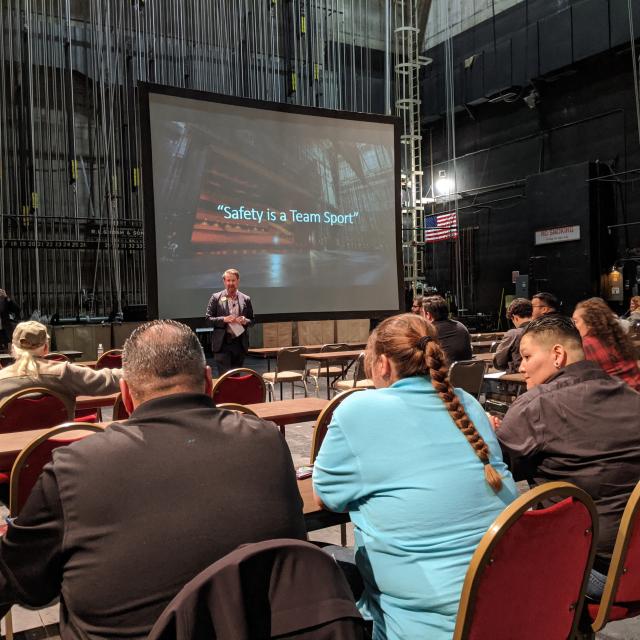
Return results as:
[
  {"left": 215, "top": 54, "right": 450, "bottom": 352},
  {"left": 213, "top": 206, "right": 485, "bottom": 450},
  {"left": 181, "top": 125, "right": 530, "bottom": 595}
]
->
[{"left": 435, "top": 170, "right": 454, "bottom": 196}]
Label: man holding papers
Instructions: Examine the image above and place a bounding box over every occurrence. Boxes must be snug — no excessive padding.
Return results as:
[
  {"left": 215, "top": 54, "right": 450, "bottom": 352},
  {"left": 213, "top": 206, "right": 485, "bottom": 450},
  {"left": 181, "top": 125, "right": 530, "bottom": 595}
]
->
[{"left": 205, "top": 268, "right": 254, "bottom": 375}]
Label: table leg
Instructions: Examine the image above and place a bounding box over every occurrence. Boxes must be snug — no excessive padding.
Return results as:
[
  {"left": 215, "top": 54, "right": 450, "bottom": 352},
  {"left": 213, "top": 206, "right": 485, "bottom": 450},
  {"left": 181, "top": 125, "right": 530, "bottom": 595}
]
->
[{"left": 326, "top": 362, "right": 331, "bottom": 399}]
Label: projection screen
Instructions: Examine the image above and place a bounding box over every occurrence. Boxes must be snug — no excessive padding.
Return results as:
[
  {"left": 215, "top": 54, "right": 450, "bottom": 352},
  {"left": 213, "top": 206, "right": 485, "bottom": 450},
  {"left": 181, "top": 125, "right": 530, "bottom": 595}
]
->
[{"left": 140, "top": 84, "right": 403, "bottom": 321}]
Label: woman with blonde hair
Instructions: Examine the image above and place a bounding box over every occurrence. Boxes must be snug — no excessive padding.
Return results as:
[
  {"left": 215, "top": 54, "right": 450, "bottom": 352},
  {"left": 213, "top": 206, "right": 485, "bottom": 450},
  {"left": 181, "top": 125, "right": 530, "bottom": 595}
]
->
[
  {"left": 313, "top": 313, "right": 517, "bottom": 640},
  {"left": 0, "top": 321, "right": 122, "bottom": 412},
  {"left": 572, "top": 297, "right": 640, "bottom": 392}
]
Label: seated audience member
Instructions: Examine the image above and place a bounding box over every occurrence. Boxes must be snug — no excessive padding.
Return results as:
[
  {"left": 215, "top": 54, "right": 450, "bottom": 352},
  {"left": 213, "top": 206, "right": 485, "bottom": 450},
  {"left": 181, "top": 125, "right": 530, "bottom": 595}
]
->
[
  {"left": 572, "top": 297, "right": 640, "bottom": 392},
  {"left": 622, "top": 295, "right": 640, "bottom": 319},
  {"left": 497, "top": 315, "right": 640, "bottom": 597},
  {"left": 493, "top": 297, "right": 532, "bottom": 373},
  {"left": 0, "top": 319, "right": 306, "bottom": 638},
  {"left": 530, "top": 291, "right": 560, "bottom": 319},
  {"left": 626, "top": 296, "right": 640, "bottom": 336},
  {"left": 422, "top": 295, "right": 472, "bottom": 363},
  {"left": 0, "top": 320, "right": 121, "bottom": 411},
  {"left": 313, "top": 313, "right": 517, "bottom": 640},
  {"left": 410, "top": 295, "right": 424, "bottom": 315}
]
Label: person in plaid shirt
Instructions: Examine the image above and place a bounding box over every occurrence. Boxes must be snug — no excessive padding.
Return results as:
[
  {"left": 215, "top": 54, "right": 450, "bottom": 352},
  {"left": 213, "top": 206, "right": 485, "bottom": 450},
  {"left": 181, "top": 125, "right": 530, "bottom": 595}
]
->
[{"left": 572, "top": 297, "right": 640, "bottom": 392}]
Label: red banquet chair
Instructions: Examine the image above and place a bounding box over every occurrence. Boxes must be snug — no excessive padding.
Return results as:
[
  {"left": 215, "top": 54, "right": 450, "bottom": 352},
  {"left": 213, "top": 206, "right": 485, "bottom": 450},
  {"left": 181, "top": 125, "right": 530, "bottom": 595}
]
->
[
  {"left": 111, "top": 392, "right": 130, "bottom": 421},
  {"left": 211, "top": 367, "right": 266, "bottom": 406},
  {"left": 453, "top": 481, "right": 598, "bottom": 640},
  {"left": 582, "top": 481, "right": 640, "bottom": 636},
  {"left": 43, "top": 352, "right": 70, "bottom": 362},
  {"left": 9, "top": 422, "right": 105, "bottom": 517},
  {"left": 1, "top": 422, "right": 104, "bottom": 640},
  {"left": 0, "top": 387, "right": 72, "bottom": 435},
  {"left": 95, "top": 349, "right": 122, "bottom": 369}
]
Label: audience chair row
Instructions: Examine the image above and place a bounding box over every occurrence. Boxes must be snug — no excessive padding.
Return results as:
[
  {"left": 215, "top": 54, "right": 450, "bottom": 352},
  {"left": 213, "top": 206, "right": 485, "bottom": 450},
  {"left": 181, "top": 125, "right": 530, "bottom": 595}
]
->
[{"left": 2, "top": 398, "right": 640, "bottom": 638}]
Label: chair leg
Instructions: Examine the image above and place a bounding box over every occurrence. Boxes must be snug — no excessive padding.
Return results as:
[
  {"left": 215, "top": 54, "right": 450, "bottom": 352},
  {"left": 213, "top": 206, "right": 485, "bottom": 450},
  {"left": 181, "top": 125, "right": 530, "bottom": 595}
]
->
[
  {"left": 279, "top": 382, "right": 283, "bottom": 401},
  {"left": 340, "top": 523, "right": 347, "bottom": 547},
  {"left": 4, "top": 609, "right": 13, "bottom": 640}
]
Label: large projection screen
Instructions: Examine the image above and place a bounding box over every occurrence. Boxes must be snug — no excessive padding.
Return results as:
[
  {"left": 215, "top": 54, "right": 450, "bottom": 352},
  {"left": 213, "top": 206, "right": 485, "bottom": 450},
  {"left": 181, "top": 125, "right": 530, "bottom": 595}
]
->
[{"left": 140, "top": 84, "right": 403, "bottom": 321}]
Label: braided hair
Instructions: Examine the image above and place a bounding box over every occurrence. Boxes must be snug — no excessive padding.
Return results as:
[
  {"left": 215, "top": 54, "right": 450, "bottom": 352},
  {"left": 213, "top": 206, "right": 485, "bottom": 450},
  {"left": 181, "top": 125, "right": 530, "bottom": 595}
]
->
[{"left": 364, "top": 313, "right": 502, "bottom": 492}]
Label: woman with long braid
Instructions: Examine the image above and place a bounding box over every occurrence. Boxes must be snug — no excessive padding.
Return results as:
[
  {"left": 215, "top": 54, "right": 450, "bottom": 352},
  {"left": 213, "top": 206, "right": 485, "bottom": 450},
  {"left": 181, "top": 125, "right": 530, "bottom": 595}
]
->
[{"left": 313, "top": 313, "right": 517, "bottom": 640}]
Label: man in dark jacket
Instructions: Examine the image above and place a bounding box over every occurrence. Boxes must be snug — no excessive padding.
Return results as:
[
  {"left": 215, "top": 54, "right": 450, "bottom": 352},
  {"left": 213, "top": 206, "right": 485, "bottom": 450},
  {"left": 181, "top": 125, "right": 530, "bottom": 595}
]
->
[
  {"left": 422, "top": 295, "right": 472, "bottom": 364},
  {"left": 496, "top": 315, "right": 640, "bottom": 598},
  {"left": 0, "top": 319, "right": 306, "bottom": 639},
  {"left": 492, "top": 297, "right": 532, "bottom": 373},
  {"left": 0, "top": 289, "right": 19, "bottom": 350},
  {"left": 205, "top": 268, "right": 254, "bottom": 375}
]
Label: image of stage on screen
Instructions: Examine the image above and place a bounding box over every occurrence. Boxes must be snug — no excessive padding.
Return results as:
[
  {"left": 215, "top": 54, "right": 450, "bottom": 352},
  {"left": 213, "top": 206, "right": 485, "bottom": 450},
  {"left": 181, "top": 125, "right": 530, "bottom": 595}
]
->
[{"left": 146, "top": 90, "right": 400, "bottom": 319}]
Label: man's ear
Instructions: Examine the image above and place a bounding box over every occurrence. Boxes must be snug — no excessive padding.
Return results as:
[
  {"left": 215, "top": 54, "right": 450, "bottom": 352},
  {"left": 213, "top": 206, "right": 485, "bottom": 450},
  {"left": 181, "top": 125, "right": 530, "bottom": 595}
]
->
[
  {"left": 120, "top": 379, "right": 135, "bottom": 415},
  {"left": 551, "top": 343, "right": 568, "bottom": 369},
  {"left": 204, "top": 365, "right": 214, "bottom": 397}
]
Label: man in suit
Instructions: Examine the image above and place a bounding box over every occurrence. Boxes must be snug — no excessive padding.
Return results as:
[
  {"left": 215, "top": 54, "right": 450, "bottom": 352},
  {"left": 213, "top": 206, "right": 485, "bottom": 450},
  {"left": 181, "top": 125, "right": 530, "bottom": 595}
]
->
[{"left": 205, "top": 268, "right": 255, "bottom": 375}]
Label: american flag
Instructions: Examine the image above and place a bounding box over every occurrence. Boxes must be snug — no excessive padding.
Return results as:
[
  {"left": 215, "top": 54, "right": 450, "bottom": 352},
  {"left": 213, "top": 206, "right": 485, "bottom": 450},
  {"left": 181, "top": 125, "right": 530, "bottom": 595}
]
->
[{"left": 425, "top": 212, "right": 458, "bottom": 243}]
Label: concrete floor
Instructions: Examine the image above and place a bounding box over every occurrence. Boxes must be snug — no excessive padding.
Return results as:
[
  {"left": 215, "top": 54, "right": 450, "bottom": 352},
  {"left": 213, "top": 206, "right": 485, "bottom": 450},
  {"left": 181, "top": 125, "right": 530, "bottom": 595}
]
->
[{"left": 2, "top": 355, "right": 637, "bottom": 638}]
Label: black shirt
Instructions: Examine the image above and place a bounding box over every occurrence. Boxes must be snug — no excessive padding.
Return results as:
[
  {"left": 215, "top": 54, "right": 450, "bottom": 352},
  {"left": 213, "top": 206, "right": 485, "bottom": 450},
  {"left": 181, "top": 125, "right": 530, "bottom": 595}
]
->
[{"left": 432, "top": 319, "right": 472, "bottom": 364}]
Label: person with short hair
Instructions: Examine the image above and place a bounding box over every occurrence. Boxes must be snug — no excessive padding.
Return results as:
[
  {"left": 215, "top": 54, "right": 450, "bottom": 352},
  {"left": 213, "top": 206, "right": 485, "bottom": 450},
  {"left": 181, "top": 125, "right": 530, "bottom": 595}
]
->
[
  {"left": 572, "top": 297, "right": 640, "bottom": 392},
  {"left": 205, "top": 268, "right": 254, "bottom": 375},
  {"left": 313, "top": 313, "right": 517, "bottom": 640},
  {"left": 530, "top": 291, "right": 559, "bottom": 319},
  {"left": 0, "top": 320, "right": 121, "bottom": 413},
  {"left": 410, "top": 295, "right": 424, "bottom": 314},
  {"left": 496, "top": 314, "right": 640, "bottom": 597},
  {"left": 492, "top": 298, "right": 532, "bottom": 373},
  {"left": 0, "top": 319, "right": 306, "bottom": 638},
  {"left": 421, "top": 295, "right": 472, "bottom": 364}
]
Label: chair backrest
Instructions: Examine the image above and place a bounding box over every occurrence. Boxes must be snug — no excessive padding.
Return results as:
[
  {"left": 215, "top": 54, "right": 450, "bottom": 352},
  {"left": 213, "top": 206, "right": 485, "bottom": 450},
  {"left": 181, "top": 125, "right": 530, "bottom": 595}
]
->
[
  {"left": 352, "top": 353, "right": 368, "bottom": 382},
  {"left": 10, "top": 422, "right": 105, "bottom": 516},
  {"left": 309, "top": 388, "right": 364, "bottom": 464},
  {"left": 0, "top": 387, "right": 73, "bottom": 434},
  {"left": 276, "top": 346, "right": 307, "bottom": 373},
  {"left": 449, "top": 359, "right": 487, "bottom": 398},
  {"left": 43, "top": 352, "right": 70, "bottom": 362},
  {"left": 147, "top": 538, "right": 365, "bottom": 640},
  {"left": 112, "top": 392, "right": 130, "bottom": 421},
  {"left": 590, "top": 480, "right": 640, "bottom": 631},
  {"left": 453, "top": 481, "right": 598, "bottom": 640},
  {"left": 96, "top": 349, "right": 122, "bottom": 369},
  {"left": 211, "top": 367, "right": 266, "bottom": 405},
  {"left": 320, "top": 343, "right": 350, "bottom": 353},
  {"left": 215, "top": 402, "right": 259, "bottom": 417}
]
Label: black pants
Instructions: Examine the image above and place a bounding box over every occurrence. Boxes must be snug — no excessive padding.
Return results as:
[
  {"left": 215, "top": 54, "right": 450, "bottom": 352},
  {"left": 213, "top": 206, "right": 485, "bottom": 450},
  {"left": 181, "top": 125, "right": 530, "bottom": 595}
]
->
[{"left": 213, "top": 337, "right": 246, "bottom": 376}]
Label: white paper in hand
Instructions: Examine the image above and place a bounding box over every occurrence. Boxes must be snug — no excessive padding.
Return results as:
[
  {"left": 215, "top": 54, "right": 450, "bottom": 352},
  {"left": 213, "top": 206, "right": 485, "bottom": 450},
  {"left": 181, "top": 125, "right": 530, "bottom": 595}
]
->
[{"left": 228, "top": 321, "right": 245, "bottom": 337}]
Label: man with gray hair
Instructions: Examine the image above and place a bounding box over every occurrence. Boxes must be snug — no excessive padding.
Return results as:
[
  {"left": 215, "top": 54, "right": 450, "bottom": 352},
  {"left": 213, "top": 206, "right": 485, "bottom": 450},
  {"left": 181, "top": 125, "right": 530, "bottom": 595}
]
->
[{"left": 0, "top": 319, "right": 306, "bottom": 638}]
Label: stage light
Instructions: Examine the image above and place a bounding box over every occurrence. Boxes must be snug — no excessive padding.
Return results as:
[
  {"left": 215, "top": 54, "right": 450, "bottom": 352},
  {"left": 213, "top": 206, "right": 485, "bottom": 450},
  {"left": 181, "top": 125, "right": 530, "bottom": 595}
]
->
[{"left": 435, "top": 170, "right": 454, "bottom": 196}]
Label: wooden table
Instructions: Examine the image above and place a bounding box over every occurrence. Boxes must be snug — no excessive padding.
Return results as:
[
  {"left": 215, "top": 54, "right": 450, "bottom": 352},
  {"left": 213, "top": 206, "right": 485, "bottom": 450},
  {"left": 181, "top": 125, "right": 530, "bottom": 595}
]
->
[
  {"left": 473, "top": 352, "right": 495, "bottom": 362},
  {"left": 298, "top": 476, "right": 349, "bottom": 531},
  {"left": 0, "top": 429, "right": 346, "bottom": 532},
  {"left": 301, "top": 350, "right": 364, "bottom": 398},
  {"left": 248, "top": 397, "right": 328, "bottom": 434},
  {"left": 76, "top": 392, "right": 120, "bottom": 410},
  {"left": 471, "top": 340, "right": 497, "bottom": 353},
  {"left": 0, "top": 351, "right": 84, "bottom": 367},
  {"left": 248, "top": 342, "right": 366, "bottom": 372},
  {"left": 0, "top": 427, "right": 100, "bottom": 470},
  {"left": 499, "top": 372, "right": 525, "bottom": 384}
]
